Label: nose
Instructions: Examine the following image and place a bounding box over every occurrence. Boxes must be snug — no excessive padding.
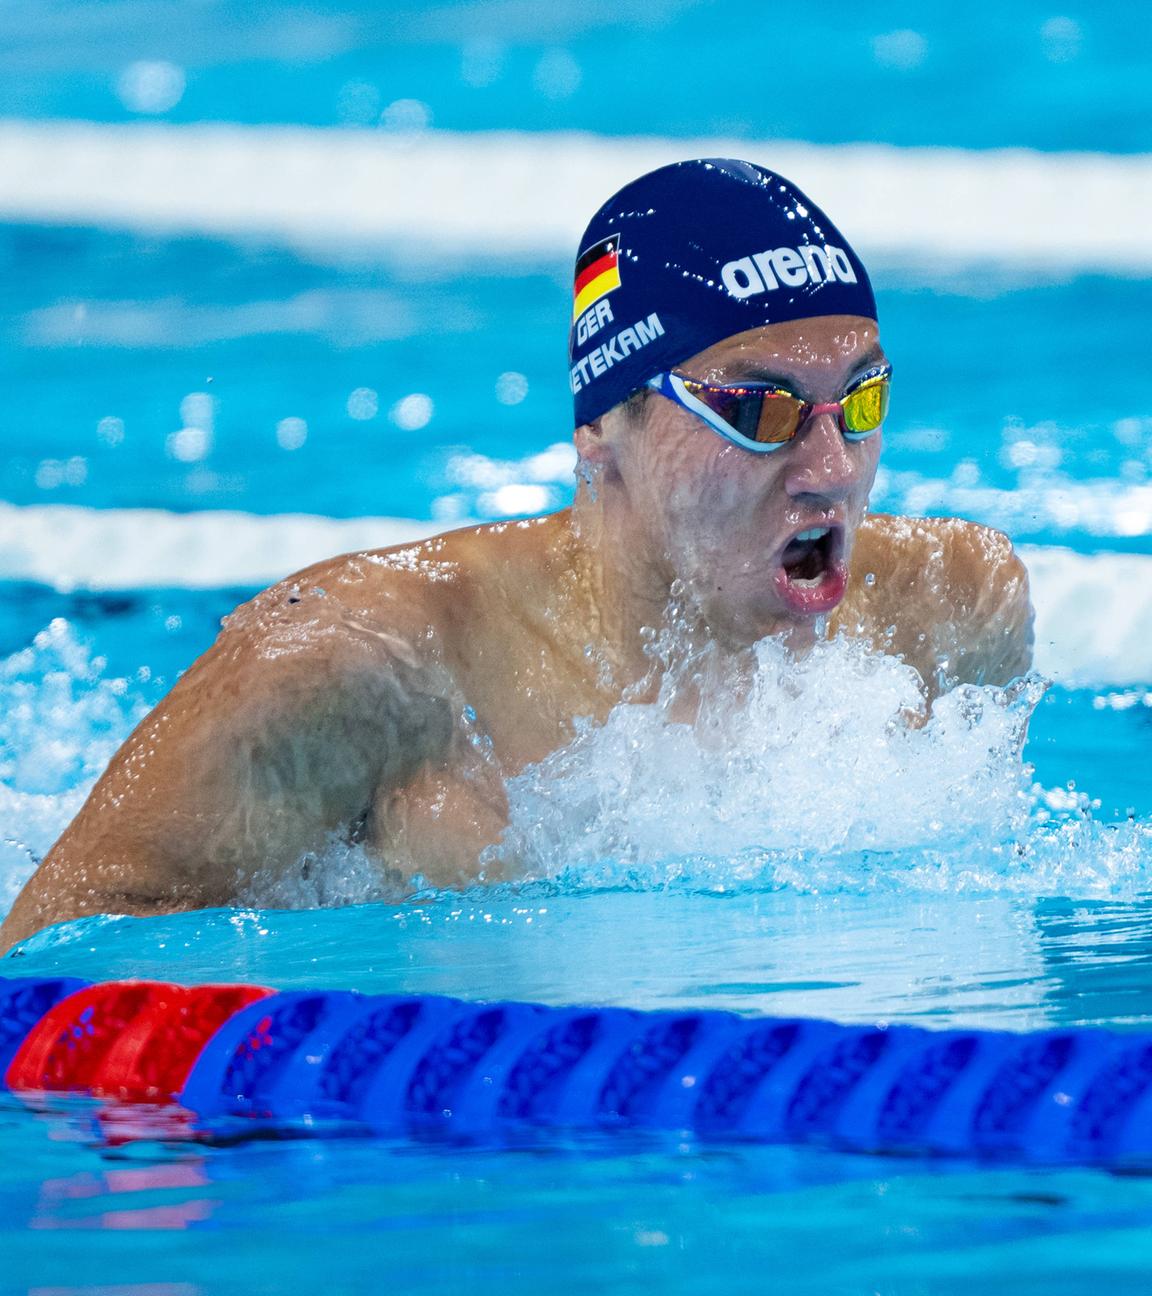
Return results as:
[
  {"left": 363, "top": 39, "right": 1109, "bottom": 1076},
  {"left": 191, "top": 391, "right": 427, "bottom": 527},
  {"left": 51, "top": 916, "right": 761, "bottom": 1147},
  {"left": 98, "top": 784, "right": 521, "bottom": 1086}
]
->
[{"left": 781, "top": 410, "right": 865, "bottom": 506}]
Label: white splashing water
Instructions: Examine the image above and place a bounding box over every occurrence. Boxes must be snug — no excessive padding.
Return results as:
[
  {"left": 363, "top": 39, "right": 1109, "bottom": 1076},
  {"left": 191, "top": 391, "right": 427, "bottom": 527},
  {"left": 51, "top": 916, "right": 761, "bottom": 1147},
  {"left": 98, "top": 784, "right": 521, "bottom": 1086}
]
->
[
  {"left": 493, "top": 634, "right": 1152, "bottom": 898},
  {"left": 1, "top": 620, "right": 1150, "bottom": 924},
  {"left": 0, "top": 620, "right": 148, "bottom": 915},
  {"left": 238, "top": 836, "right": 402, "bottom": 910}
]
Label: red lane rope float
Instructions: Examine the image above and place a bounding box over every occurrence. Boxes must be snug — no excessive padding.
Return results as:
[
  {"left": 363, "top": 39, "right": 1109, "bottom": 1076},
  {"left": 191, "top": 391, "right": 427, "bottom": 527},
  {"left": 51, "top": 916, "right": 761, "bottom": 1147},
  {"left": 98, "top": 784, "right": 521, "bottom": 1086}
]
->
[{"left": 6, "top": 980, "right": 271, "bottom": 1102}]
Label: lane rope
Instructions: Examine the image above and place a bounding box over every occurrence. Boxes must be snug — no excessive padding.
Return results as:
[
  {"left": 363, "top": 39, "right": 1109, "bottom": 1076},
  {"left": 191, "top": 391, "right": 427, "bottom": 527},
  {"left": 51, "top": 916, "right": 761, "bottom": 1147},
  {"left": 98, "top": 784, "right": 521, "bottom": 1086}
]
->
[{"left": 2, "top": 975, "right": 1149, "bottom": 1164}]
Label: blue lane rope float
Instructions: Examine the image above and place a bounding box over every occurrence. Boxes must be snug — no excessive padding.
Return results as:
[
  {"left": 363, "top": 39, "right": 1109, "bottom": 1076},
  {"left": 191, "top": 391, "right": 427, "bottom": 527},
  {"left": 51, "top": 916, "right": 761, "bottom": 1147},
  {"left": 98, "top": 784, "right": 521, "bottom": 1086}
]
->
[{"left": 2, "top": 975, "right": 1152, "bottom": 1166}]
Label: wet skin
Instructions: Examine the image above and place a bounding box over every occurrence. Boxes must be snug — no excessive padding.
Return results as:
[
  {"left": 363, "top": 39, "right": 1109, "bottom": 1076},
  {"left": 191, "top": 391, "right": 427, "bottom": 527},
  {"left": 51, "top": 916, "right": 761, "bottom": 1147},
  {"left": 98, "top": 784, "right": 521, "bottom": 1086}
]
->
[{"left": 0, "top": 316, "right": 1033, "bottom": 951}]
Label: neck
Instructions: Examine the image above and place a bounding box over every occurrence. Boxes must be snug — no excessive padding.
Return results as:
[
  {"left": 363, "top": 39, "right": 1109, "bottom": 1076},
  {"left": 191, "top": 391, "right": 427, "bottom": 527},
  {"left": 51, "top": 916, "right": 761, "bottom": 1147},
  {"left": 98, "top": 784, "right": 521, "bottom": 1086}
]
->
[
  {"left": 564, "top": 478, "right": 674, "bottom": 688},
  {"left": 563, "top": 475, "right": 823, "bottom": 692}
]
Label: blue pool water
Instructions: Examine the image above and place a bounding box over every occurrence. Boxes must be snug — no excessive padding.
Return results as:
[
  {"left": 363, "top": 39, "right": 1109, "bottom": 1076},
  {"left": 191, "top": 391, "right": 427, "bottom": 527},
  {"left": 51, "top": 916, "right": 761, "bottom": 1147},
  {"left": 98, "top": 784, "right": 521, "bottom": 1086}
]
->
[
  {"left": 3, "top": 0, "right": 1151, "bottom": 153},
  {"left": 4, "top": 1, "right": 1152, "bottom": 1291},
  {"left": 5, "top": 221, "right": 1151, "bottom": 542}
]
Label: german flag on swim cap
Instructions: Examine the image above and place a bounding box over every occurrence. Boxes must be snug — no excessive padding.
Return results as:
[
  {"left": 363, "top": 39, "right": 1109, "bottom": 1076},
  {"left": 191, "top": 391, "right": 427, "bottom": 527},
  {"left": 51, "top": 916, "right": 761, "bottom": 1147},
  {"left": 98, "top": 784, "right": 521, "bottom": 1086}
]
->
[
  {"left": 572, "top": 234, "right": 621, "bottom": 322},
  {"left": 568, "top": 159, "right": 876, "bottom": 427}
]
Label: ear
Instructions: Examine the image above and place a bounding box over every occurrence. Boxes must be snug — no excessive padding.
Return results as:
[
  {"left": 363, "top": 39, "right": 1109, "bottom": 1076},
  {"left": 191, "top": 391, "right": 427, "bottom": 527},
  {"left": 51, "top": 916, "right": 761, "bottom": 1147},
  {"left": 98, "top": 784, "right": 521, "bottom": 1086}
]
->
[{"left": 573, "top": 418, "right": 614, "bottom": 466}]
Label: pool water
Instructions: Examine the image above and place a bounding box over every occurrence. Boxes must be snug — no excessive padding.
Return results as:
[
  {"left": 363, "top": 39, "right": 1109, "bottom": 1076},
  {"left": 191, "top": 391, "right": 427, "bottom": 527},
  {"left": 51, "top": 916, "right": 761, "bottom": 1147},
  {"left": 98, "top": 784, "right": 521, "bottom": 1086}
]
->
[{"left": 4, "top": 1, "right": 1152, "bottom": 1291}]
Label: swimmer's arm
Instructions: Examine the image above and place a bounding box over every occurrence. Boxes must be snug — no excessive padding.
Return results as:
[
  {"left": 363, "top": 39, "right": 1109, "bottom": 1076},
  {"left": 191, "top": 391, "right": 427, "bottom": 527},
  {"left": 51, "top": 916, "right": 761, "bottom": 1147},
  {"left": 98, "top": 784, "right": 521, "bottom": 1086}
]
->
[
  {"left": 0, "top": 604, "right": 451, "bottom": 952},
  {"left": 934, "top": 522, "right": 1035, "bottom": 689},
  {"left": 849, "top": 516, "right": 1034, "bottom": 694}
]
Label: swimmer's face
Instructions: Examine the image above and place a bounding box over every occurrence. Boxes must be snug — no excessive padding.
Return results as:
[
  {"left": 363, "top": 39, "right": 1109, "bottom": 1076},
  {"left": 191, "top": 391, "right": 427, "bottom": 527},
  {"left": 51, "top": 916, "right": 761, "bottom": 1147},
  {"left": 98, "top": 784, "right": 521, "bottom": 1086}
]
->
[{"left": 580, "top": 314, "right": 885, "bottom": 642}]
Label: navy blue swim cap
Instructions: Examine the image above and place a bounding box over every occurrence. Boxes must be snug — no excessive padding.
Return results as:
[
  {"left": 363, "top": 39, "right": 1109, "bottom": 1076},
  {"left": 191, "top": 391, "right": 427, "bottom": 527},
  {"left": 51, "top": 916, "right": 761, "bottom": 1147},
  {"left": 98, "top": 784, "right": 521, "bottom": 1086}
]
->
[{"left": 569, "top": 158, "right": 877, "bottom": 426}]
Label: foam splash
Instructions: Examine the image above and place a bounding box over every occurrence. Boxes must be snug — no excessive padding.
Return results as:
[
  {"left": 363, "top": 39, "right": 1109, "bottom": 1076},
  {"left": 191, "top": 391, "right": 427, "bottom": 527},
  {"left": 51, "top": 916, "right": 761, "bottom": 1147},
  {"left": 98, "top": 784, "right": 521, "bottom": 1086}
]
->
[
  {"left": 238, "top": 837, "right": 403, "bottom": 910},
  {"left": 0, "top": 620, "right": 148, "bottom": 915},
  {"left": 1, "top": 619, "right": 1150, "bottom": 924},
  {"left": 492, "top": 633, "right": 1152, "bottom": 898}
]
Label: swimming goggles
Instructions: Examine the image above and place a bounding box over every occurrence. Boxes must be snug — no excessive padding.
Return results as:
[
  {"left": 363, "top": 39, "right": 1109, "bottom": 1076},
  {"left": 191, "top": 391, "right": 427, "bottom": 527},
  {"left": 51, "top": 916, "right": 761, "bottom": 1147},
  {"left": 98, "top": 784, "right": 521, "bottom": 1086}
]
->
[{"left": 645, "top": 363, "right": 891, "bottom": 453}]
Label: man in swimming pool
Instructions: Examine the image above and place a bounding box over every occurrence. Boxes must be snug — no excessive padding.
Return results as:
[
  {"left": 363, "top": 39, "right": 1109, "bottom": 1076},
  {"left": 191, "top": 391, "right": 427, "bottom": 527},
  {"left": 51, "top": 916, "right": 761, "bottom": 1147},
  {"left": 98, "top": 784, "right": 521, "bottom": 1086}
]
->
[{"left": 0, "top": 159, "right": 1032, "bottom": 951}]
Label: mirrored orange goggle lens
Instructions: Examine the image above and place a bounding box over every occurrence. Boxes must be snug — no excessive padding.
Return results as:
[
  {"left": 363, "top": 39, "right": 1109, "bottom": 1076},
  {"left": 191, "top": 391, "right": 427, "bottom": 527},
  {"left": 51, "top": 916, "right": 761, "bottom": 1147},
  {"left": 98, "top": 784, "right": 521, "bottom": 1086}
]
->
[{"left": 682, "top": 382, "right": 801, "bottom": 444}]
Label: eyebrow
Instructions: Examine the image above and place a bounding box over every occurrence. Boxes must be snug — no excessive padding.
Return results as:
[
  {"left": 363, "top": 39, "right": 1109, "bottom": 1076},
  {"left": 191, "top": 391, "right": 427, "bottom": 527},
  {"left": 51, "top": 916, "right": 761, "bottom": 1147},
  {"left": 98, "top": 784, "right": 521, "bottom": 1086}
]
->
[{"left": 720, "top": 345, "right": 889, "bottom": 398}]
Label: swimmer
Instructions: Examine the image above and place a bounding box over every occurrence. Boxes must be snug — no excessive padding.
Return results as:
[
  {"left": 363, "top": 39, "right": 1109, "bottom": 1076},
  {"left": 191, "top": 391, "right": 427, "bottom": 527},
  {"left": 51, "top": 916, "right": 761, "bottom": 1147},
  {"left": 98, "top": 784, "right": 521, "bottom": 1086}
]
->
[{"left": 0, "top": 159, "right": 1032, "bottom": 951}]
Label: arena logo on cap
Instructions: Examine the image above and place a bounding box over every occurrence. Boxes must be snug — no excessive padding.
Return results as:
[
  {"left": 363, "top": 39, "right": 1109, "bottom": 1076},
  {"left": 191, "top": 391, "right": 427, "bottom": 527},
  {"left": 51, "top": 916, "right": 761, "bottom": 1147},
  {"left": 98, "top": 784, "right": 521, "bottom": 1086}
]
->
[
  {"left": 573, "top": 235, "right": 622, "bottom": 322},
  {"left": 720, "top": 244, "right": 857, "bottom": 299}
]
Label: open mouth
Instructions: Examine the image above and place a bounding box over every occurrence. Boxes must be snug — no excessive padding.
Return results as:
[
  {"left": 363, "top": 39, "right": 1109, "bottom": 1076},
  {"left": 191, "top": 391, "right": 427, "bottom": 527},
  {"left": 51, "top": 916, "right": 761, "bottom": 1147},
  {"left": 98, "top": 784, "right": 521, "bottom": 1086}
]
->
[
  {"left": 774, "top": 525, "right": 847, "bottom": 614},
  {"left": 780, "top": 526, "right": 836, "bottom": 585}
]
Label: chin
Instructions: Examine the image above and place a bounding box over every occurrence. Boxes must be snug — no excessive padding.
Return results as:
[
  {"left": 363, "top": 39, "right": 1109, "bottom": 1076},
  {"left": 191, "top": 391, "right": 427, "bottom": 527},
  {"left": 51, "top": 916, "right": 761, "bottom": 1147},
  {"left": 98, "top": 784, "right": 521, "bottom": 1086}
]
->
[{"left": 696, "top": 594, "right": 824, "bottom": 649}]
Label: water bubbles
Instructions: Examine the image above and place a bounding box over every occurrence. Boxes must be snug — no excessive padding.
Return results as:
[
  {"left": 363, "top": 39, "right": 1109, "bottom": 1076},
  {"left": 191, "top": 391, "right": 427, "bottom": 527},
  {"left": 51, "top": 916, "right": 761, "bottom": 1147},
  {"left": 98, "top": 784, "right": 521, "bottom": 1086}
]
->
[
  {"left": 389, "top": 393, "right": 434, "bottom": 431},
  {"left": 1001, "top": 437, "right": 1063, "bottom": 471},
  {"left": 166, "top": 428, "right": 209, "bottom": 463},
  {"left": 335, "top": 79, "right": 381, "bottom": 126},
  {"left": 0, "top": 620, "right": 148, "bottom": 914},
  {"left": 181, "top": 393, "right": 213, "bottom": 430},
  {"left": 873, "top": 460, "right": 1152, "bottom": 541},
  {"left": 116, "top": 60, "right": 186, "bottom": 114},
  {"left": 1041, "top": 783, "right": 1096, "bottom": 814},
  {"left": 871, "top": 30, "right": 928, "bottom": 71},
  {"left": 479, "top": 483, "right": 552, "bottom": 517},
  {"left": 167, "top": 392, "right": 215, "bottom": 463},
  {"left": 431, "top": 494, "right": 469, "bottom": 522},
  {"left": 523, "top": 443, "right": 576, "bottom": 481},
  {"left": 275, "top": 416, "right": 308, "bottom": 451},
  {"left": 446, "top": 453, "right": 507, "bottom": 491},
  {"left": 34, "top": 457, "right": 87, "bottom": 490},
  {"left": 96, "top": 416, "right": 125, "bottom": 448},
  {"left": 1113, "top": 416, "right": 1150, "bottom": 447},
  {"left": 532, "top": 48, "right": 582, "bottom": 99},
  {"left": 495, "top": 371, "right": 529, "bottom": 405},
  {"left": 1093, "top": 689, "right": 1152, "bottom": 712},
  {"left": 461, "top": 38, "right": 505, "bottom": 88},
  {"left": 442, "top": 443, "right": 575, "bottom": 518},
  {"left": 1041, "top": 16, "right": 1082, "bottom": 63},
  {"left": 447, "top": 444, "right": 575, "bottom": 491},
  {"left": 380, "top": 98, "right": 433, "bottom": 135},
  {"left": 346, "top": 387, "right": 379, "bottom": 421}
]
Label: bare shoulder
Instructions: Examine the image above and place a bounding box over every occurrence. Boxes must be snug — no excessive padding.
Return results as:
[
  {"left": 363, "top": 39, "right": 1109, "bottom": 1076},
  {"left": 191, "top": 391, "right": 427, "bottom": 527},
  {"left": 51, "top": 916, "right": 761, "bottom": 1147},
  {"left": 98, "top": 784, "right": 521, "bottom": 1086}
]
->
[
  {"left": 849, "top": 514, "right": 1034, "bottom": 688},
  {"left": 187, "top": 514, "right": 567, "bottom": 718},
  {"left": 224, "top": 535, "right": 457, "bottom": 647},
  {"left": 225, "top": 515, "right": 560, "bottom": 649},
  {"left": 856, "top": 513, "right": 1028, "bottom": 593},
  {"left": 207, "top": 533, "right": 468, "bottom": 695}
]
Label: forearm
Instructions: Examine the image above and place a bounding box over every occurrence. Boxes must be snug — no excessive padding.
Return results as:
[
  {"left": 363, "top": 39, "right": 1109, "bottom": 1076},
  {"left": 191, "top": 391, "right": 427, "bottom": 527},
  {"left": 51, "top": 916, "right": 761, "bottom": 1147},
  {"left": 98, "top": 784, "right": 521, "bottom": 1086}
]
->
[
  {"left": 0, "top": 849, "right": 208, "bottom": 953},
  {"left": 0, "top": 623, "right": 454, "bottom": 951}
]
